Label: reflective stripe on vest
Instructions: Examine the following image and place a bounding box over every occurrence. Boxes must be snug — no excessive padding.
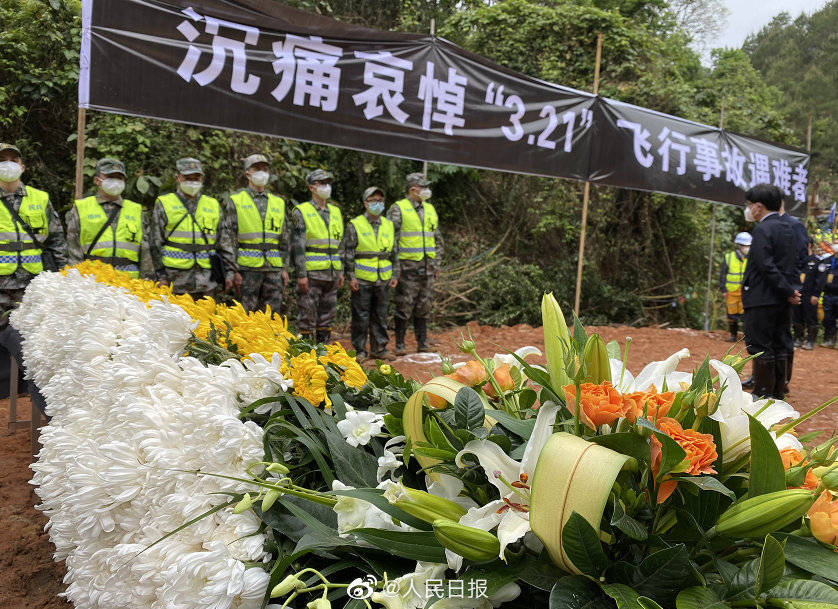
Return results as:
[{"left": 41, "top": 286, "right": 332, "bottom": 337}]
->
[
  {"left": 75, "top": 196, "right": 143, "bottom": 278},
  {"left": 394, "top": 198, "right": 437, "bottom": 261},
  {"left": 158, "top": 193, "right": 220, "bottom": 270},
  {"left": 230, "top": 190, "right": 286, "bottom": 268},
  {"left": 350, "top": 215, "right": 394, "bottom": 282},
  {"left": 296, "top": 201, "right": 343, "bottom": 271},
  {"left": 0, "top": 186, "right": 48, "bottom": 276},
  {"left": 725, "top": 251, "right": 746, "bottom": 292}
]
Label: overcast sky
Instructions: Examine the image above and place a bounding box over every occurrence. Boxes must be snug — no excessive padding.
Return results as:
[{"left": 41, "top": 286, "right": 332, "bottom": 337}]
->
[{"left": 711, "top": 0, "right": 829, "bottom": 50}]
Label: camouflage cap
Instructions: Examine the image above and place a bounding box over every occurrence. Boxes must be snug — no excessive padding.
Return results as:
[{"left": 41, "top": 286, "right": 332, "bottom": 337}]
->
[
  {"left": 243, "top": 153, "right": 270, "bottom": 170},
  {"left": 96, "top": 158, "right": 126, "bottom": 175},
  {"left": 176, "top": 157, "right": 204, "bottom": 175},
  {"left": 363, "top": 186, "right": 385, "bottom": 200},
  {"left": 406, "top": 172, "right": 430, "bottom": 188},
  {"left": 0, "top": 143, "right": 22, "bottom": 158},
  {"left": 306, "top": 168, "right": 334, "bottom": 184}
]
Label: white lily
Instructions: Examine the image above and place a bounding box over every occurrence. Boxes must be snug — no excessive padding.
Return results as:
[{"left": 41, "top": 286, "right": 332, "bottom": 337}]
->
[
  {"left": 709, "top": 359, "right": 801, "bottom": 461},
  {"left": 452, "top": 401, "right": 560, "bottom": 569},
  {"left": 608, "top": 348, "right": 692, "bottom": 393},
  {"left": 426, "top": 473, "right": 479, "bottom": 512},
  {"left": 371, "top": 562, "right": 447, "bottom": 609}
]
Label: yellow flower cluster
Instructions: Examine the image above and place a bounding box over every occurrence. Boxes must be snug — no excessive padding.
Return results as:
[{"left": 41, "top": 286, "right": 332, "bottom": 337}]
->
[
  {"left": 285, "top": 346, "right": 368, "bottom": 408},
  {"left": 67, "top": 261, "right": 295, "bottom": 360}
]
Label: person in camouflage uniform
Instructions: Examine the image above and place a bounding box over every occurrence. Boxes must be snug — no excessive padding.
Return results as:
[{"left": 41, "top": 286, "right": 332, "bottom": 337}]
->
[
  {"left": 344, "top": 186, "right": 398, "bottom": 361},
  {"left": 149, "top": 158, "right": 236, "bottom": 299},
  {"left": 66, "top": 158, "right": 152, "bottom": 277},
  {"left": 224, "top": 154, "right": 289, "bottom": 314},
  {"left": 386, "top": 173, "right": 443, "bottom": 354},
  {"left": 290, "top": 169, "right": 344, "bottom": 343}
]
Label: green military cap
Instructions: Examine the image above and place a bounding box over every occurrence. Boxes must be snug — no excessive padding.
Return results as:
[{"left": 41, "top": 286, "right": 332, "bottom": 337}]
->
[
  {"left": 306, "top": 169, "right": 334, "bottom": 184},
  {"left": 243, "top": 153, "right": 270, "bottom": 170},
  {"left": 0, "top": 143, "right": 22, "bottom": 157},
  {"left": 363, "top": 186, "right": 384, "bottom": 200},
  {"left": 96, "top": 158, "right": 126, "bottom": 175},
  {"left": 406, "top": 172, "right": 430, "bottom": 188},
  {"left": 176, "top": 157, "right": 203, "bottom": 175}
]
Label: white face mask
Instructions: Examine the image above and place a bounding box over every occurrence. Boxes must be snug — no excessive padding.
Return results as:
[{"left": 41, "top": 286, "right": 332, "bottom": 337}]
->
[
  {"left": 0, "top": 161, "right": 23, "bottom": 183},
  {"left": 101, "top": 178, "right": 125, "bottom": 196},
  {"left": 419, "top": 188, "right": 432, "bottom": 201},
  {"left": 315, "top": 184, "right": 332, "bottom": 200},
  {"left": 250, "top": 171, "right": 270, "bottom": 187},
  {"left": 180, "top": 180, "right": 202, "bottom": 196},
  {"left": 743, "top": 205, "right": 756, "bottom": 222}
]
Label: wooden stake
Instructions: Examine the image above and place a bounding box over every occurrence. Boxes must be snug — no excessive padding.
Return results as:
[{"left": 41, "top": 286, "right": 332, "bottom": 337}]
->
[
  {"left": 573, "top": 32, "right": 602, "bottom": 316},
  {"left": 74, "top": 106, "right": 87, "bottom": 199}
]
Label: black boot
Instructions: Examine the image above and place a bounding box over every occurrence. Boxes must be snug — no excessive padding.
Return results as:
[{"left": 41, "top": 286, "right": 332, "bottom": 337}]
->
[
  {"left": 751, "top": 356, "right": 776, "bottom": 399},
  {"left": 804, "top": 325, "right": 817, "bottom": 350},
  {"left": 394, "top": 318, "right": 407, "bottom": 356},
  {"left": 415, "top": 317, "right": 430, "bottom": 353},
  {"left": 793, "top": 323, "right": 805, "bottom": 348},
  {"left": 316, "top": 329, "right": 331, "bottom": 344},
  {"left": 783, "top": 351, "right": 793, "bottom": 395},
  {"left": 726, "top": 320, "right": 738, "bottom": 342},
  {"left": 741, "top": 375, "right": 754, "bottom": 389},
  {"left": 773, "top": 356, "right": 787, "bottom": 400}
]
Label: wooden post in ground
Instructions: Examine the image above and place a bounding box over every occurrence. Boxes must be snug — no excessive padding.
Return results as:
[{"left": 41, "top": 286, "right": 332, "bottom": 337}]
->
[
  {"left": 74, "top": 106, "right": 86, "bottom": 198},
  {"left": 573, "top": 32, "right": 602, "bottom": 316}
]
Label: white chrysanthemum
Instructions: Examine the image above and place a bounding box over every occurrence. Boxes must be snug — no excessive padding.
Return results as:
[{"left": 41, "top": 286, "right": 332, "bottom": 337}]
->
[{"left": 337, "top": 410, "right": 384, "bottom": 447}]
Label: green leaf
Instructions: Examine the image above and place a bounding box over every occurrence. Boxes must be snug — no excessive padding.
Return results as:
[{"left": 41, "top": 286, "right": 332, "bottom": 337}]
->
[
  {"left": 678, "top": 476, "right": 736, "bottom": 500},
  {"left": 517, "top": 556, "right": 561, "bottom": 591},
  {"left": 774, "top": 533, "right": 838, "bottom": 581},
  {"left": 765, "top": 578, "right": 838, "bottom": 607},
  {"left": 455, "top": 386, "right": 485, "bottom": 431},
  {"left": 747, "top": 414, "right": 786, "bottom": 497},
  {"left": 637, "top": 599, "right": 663, "bottom": 609},
  {"left": 485, "top": 408, "right": 536, "bottom": 439},
  {"left": 611, "top": 499, "right": 648, "bottom": 541},
  {"left": 676, "top": 587, "right": 730, "bottom": 609},
  {"left": 755, "top": 535, "right": 786, "bottom": 596},
  {"left": 349, "top": 529, "right": 446, "bottom": 563},
  {"left": 426, "top": 416, "right": 457, "bottom": 452},
  {"left": 636, "top": 418, "right": 687, "bottom": 480},
  {"left": 561, "top": 512, "right": 608, "bottom": 578},
  {"left": 600, "top": 582, "right": 644, "bottom": 609},
  {"left": 331, "top": 488, "right": 432, "bottom": 531},
  {"left": 572, "top": 312, "right": 588, "bottom": 350},
  {"left": 609, "top": 544, "right": 696, "bottom": 606},
  {"left": 549, "top": 576, "right": 612, "bottom": 609},
  {"left": 518, "top": 388, "right": 538, "bottom": 411},
  {"left": 324, "top": 427, "right": 378, "bottom": 487},
  {"left": 591, "top": 432, "right": 652, "bottom": 463},
  {"left": 727, "top": 559, "right": 758, "bottom": 601}
]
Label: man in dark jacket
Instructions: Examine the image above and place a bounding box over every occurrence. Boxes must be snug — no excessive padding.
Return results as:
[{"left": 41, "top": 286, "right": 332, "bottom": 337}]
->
[{"left": 742, "top": 184, "right": 801, "bottom": 400}]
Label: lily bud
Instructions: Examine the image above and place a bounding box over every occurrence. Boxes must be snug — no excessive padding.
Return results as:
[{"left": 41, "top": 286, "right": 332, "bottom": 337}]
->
[
  {"left": 541, "top": 293, "right": 571, "bottom": 389},
  {"left": 262, "top": 488, "right": 282, "bottom": 512},
  {"left": 713, "top": 488, "right": 817, "bottom": 538},
  {"left": 814, "top": 466, "right": 838, "bottom": 491},
  {"left": 371, "top": 592, "right": 406, "bottom": 609},
  {"left": 387, "top": 484, "right": 466, "bottom": 524},
  {"left": 432, "top": 518, "right": 501, "bottom": 562},
  {"left": 271, "top": 574, "right": 305, "bottom": 597},
  {"left": 267, "top": 462, "right": 290, "bottom": 474},
  {"left": 582, "top": 334, "right": 611, "bottom": 385},
  {"left": 233, "top": 492, "right": 254, "bottom": 514},
  {"left": 308, "top": 598, "right": 332, "bottom": 609},
  {"left": 695, "top": 392, "right": 718, "bottom": 417}
]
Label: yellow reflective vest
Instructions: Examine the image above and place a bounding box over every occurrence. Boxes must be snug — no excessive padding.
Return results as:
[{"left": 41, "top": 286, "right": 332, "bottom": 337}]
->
[
  {"left": 0, "top": 186, "right": 49, "bottom": 276},
  {"left": 724, "top": 251, "right": 747, "bottom": 292},
  {"left": 296, "top": 201, "right": 343, "bottom": 271},
  {"left": 394, "top": 198, "right": 437, "bottom": 261},
  {"left": 230, "top": 190, "right": 285, "bottom": 268},
  {"left": 75, "top": 196, "right": 143, "bottom": 277},
  {"left": 157, "top": 193, "right": 220, "bottom": 270},
  {"left": 350, "top": 214, "right": 394, "bottom": 282}
]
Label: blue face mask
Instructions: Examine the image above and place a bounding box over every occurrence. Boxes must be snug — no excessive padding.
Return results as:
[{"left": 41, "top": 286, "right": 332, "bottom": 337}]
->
[{"left": 367, "top": 201, "right": 385, "bottom": 216}]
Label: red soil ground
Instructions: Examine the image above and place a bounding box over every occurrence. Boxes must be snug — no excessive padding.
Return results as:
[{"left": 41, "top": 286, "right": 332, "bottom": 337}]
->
[{"left": 1, "top": 324, "right": 836, "bottom": 609}]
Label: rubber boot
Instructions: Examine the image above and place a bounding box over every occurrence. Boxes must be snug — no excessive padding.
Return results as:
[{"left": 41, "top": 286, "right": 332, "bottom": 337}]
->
[
  {"left": 741, "top": 375, "right": 754, "bottom": 389},
  {"left": 394, "top": 318, "right": 407, "bottom": 356},
  {"left": 415, "top": 317, "right": 431, "bottom": 353},
  {"left": 773, "top": 356, "right": 787, "bottom": 400},
  {"left": 824, "top": 335, "right": 836, "bottom": 349},
  {"left": 750, "top": 356, "right": 776, "bottom": 399},
  {"left": 316, "top": 329, "right": 331, "bottom": 344},
  {"left": 793, "top": 323, "right": 805, "bottom": 348},
  {"left": 783, "top": 351, "right": 793, "bottom": 396},
  {"left": 803, "top": 325, "right": 817, "bottom": 350},
  {"left": 726, "top": 320, "right": 738, "bottom": 342}
]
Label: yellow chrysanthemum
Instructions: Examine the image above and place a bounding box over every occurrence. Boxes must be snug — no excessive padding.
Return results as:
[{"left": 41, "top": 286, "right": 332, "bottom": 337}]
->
[
  {"left": 289, "top": 350, "right": 331, "bottom": 407},
  {"left": 319, "top": 344, "right": 367, "bottom": 388}
]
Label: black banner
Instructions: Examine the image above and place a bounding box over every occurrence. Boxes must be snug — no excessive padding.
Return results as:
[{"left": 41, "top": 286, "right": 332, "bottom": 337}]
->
[{"left": 79, "top": 0, "right": 810, "bottom": 212}]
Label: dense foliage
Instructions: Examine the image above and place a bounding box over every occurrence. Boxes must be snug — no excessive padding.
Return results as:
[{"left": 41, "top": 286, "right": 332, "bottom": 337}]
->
[{"left": 0, "top": 0, "right": 826, "bottom": 329}]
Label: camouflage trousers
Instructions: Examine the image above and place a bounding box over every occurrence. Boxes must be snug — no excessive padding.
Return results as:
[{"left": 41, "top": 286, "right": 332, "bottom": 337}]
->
[
  {"left": 394, "top": 269, "right": 434, "bottom": 323},
  {"left": 240, "top": 270, "right": 286, "bottom": 315},
  {"left": 297, "top": 278, "right": 339, "bottom": 336},
  {"left": 350, "top": 283, "right": 390, "bottom": 356},
  {"left": 0, "top": 288, "right": 28, "bottom": 328}
]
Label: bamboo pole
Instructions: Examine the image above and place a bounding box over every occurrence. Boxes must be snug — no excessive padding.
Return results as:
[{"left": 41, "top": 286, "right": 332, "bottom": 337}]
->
[
  {"left": 703, "top": 99, "right": 725, "bottom": 332},
  {"left": 573, "top": 32, "right": 602, "bottom": 316},
  {"left": 74, "top": 106, "right": 87, "bottom": 198}
]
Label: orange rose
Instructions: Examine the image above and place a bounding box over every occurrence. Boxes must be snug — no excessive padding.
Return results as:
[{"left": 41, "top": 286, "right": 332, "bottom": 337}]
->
[
  {"left": 778, "top": 448, "right": 820, "bottom": 490},
  {"left": 562, "top": 381, "right": 628, "bottom": 428},
  {"left": 808, "top": 491, "right": 838, "bottom": 549},
  {"left": 451, "top": 361, "right": 488, "bottom": 387},
  {"left": 650, "top": 417, "right": 718, "bottom": 503},
  {"left": 483, "top": 365, "right": 514, "bottom": 397},
  {"left": 622, "top": 391, "right": 676, "bottom": 422}
]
